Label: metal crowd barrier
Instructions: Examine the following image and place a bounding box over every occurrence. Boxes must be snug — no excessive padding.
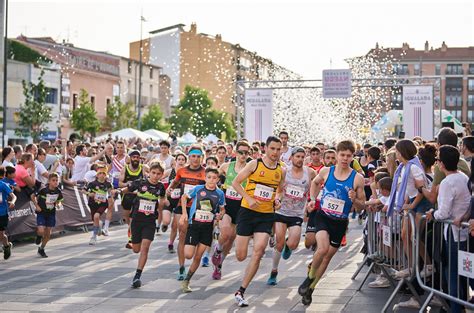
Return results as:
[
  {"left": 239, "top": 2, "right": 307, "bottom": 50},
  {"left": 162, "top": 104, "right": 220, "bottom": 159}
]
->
[{"left": 415, "top": 216, "right": 474, "bottom": 312}]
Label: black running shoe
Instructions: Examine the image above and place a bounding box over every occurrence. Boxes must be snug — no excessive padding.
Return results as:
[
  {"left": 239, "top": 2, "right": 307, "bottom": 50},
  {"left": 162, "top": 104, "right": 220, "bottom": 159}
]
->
[
  {"left": 298, "top": 276, "right": 315, "bottom": 296},
  {"left": 132, "top": 277, "right": 142, "bottom": 288},
  {"left": 168, "top": 244, "right": 175, "bottom": 253},
  {"left": 302, "top": 288, "right": 314, "bottom": 306},
  {"left": 3, "top": 242, "right": 12, "bottom": 260},
  {"left": 38, "top": 247, "right": 48, "bottom": 258}
]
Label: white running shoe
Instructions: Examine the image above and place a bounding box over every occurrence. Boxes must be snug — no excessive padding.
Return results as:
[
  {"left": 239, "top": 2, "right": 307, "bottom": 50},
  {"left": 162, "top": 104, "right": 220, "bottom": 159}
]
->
[
  {"left": 368, "top": 276, "right": 390, "bottom": 288},
  {"left": 101, "top": 229, "right": 109, "bottom": 236},
  {"left": 393, "top": 297, "right": 420, "bottom": 311},
  {"left": 89, "top": 237, "right": 97, "bottom": 245},
  {"left": 234, "top": 292, "right": 249, "bottom": 307},
  {"left": 393, "top": 268, "right": 410, "bottom": 279}
]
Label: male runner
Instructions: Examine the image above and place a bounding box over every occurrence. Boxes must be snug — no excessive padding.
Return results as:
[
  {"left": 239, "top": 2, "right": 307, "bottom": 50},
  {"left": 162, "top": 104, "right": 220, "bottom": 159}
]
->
[
  {"left": 307, "top": 147, "right": 324, "bottom": 172},
  {"left": 106, "top": 141, "right": 126, "bottom": 235},
  {"left": 155, "top": 140, "right": 177, "bottom": 233},
  {"left": 0, "top": 169, "right": 16, "bottom": 260},
  {"left": 298, "top": 140, "right": 365, "bottom": 305},
  {"left": 231, "top": 136, "right": 285, "bottom": 307},
  {"left": 215, "top": 145, "right": 227, "bottom": 167},
  {"left": 267, "top": 147, "right": 316, "bottom": 285},
  {"left": 279, "top": 131, "right": 292, "bottom": 165},
  {"left": 211, "top": 141, "right": 251, "bottom": 280}
]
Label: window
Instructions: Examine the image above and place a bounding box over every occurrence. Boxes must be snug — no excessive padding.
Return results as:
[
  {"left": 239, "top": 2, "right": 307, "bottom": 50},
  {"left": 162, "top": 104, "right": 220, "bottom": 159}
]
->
[
  {"left": 469, "top": 79, "right": 474, "bottom": 91},
  {"left": 469, "top": 64, "right": 474, "bottom": 75},
  {"left": 149, "top": 67, "right": 153, "bottom": 79},
  {"left": 127, "top": 61, "right": 132, "bottom": 74},
  {"left": 469, "top": 95, "right": 474, "bottom": 107},
  {"left": 414, "top": 64, "right": 420, "bottom": 76},
  {"left": 446, "top": 94, "right": 463, "bottom": 107},
  {"left": 468, "top": 110, "right": 474, "bottom": 123},
  {"left": 446, "top": 78, "right": 463, "bottom": 92},
  {"left": 449, "top": 110, "right": 462, "bottom": 121},
  {"left": 435, "top": 64, "right": 441, "bottom": 75},
  {"left": 91, "top": 96, "right": 95, "bottom": 109},
  {"left": 44, "top": 88, "right": 58, "bottom": 104},
  {"left": 446, "top": 64, "right": 463, "bottom": 75},
  {"left": 149, "top": 84, "right": 153, "bottom": 99},
  {"left": 106, "top": 98, "right": 111, "bottom": 106},
  {"left": 72, "top": 93, "right": 78, "bottom": 110}
]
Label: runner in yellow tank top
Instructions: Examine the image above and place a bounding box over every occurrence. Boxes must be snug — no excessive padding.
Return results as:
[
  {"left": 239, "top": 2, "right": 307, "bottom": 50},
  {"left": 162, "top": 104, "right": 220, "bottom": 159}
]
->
[{"left": 230, "top": 136, "right": 286, "bottom": 307}]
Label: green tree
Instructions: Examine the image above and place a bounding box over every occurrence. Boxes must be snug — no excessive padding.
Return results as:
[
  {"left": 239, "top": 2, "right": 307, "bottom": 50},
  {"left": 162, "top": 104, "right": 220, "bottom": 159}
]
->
[
  {"left": 140, "top": 104, "right": 170, "bottom": 131},
  {"left": 16, "top": 69, "right": 53, "bottom": 141},
  {"left": 71, "top": 89, "right": 100, "bottom": 137},
  {"left": 169, "top": 85, "right": 235, "bottom": 138},
  {"left": 104, "top": 96, "right": 137, "bottom": 131}
]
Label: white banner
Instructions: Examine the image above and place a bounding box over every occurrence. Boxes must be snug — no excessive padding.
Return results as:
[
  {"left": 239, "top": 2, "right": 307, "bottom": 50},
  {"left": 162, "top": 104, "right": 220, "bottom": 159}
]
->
[
  {"left": 322, "top": 69, "right": 352, "bottom": 98},
  {"left": 244, "top": 89, "right": 273, "bottom": 142},
  {"left": 382, "top": 225, "right": 391, "bottom": 247},
  {"left": 458, "top": 250, "right": 474, "bottom": 279},
  {"left": 403, "top": 86, "right": 434, "bottom": 140}
]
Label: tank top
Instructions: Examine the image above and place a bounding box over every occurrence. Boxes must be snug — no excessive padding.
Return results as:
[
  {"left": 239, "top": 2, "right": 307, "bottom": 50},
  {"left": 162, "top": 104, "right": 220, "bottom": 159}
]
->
[
  {"left": 241, "top": 158, "right": 283, "bottom": 214},
  {"left": 124, "top": 164, "right": 143, "bottom": 183},
  {"left": 280, "top": 147, "right": 292, "bottom": 165},
  {"left": 223, "top": 161, "right": 247, "bottom": 201},
  {"left": 277, "top": 166, "right": 310, "bottom": 218},
  {"left": 320, "top": 166, "right": 356, "bottom": 220},
  {"left": 160, "top": 154, "right": 174, "bottom": 170}
]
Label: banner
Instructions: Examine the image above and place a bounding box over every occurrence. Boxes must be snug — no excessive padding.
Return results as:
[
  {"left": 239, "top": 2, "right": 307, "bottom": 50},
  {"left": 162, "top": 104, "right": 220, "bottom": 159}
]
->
[
  {"left": 403, "top": 86, "right": 434, "bottom": 140},
  {"left": 322, "top": 69, "right": 352, "bottom": 99},
  {"left": 244, "top": 89, "right": 273, "bottom": 142}
]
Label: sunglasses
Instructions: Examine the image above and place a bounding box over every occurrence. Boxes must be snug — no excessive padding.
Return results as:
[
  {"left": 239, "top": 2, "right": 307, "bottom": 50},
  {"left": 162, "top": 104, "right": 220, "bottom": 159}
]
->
[{"left": 237, "top": 150, "right": 249, "bottom": 155}]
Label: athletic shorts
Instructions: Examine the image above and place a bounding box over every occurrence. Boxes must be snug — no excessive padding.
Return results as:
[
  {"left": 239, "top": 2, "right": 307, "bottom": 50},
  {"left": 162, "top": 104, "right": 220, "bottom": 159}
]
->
[
  {"left": 173, "top": 206, "right": 190, "bottom": 216},
  {"left": 90, "top": 206, "right": 107, "bottom": 220},
  {"left": 224, "top": 198, "right": 242, "bottom": 225},
  {"left": 122, "top": 194, "right": 136, "bottom": 211},
  {"left": 36, "top": 213, "right": 56, "bottom": 228},
  {"left": 306, "top": 210, "right": 318, "bottom": 233},
  {"left": 185, "top": 222, "right": 213, "bottom": 247},
  {"left": 164, "top": 197, "right": 179, "bottom": 212},
  {"left": 313, "top": 210, "right": 349, "bottom": 248},
  {"left": 0, "top": 215, "right": 8, "bottom": 231},
  {"left": 236, "top": 208, "right": 275, "bottom": 236},
  {"left": 275, "top": 213, "right": 303, "bottom": 228},
  {"left": 130, "top": 220, "right": 155, "bottom": 244}
]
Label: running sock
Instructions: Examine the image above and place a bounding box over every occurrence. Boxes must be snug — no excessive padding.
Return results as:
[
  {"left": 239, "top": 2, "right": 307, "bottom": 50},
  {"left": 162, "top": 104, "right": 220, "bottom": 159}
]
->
[
  {"left": 238, "top": 286, "right": 246, "bottom": 294},
  {"left": 184, "top": 270, "right": 195, "bottom": 282},
  {"left": 134, "top": 269, "right": 143, "bottom": 279},
  {"left": 309, "top": 276, "right": 320, "bottom": 289},
  {"left": 179, "top": 265, "right": 185, "bottom": 274},
  {"left": 216, "top": 243, "right": 222, "bottom": 252},
  {"left": 35, "top": 235, "right": 42, "bottom": 245},
  {"left": 93, "top": 226, "right": 99, "bottom": 237},
  {"left": 308, "top": 267, "right": 316, "bottom": 279},
  {"left": 272, "top": 249, "right": 282, "bottom": 270},
  {"left": 104, "top": 220, "right": 110, "bottom": 230}
]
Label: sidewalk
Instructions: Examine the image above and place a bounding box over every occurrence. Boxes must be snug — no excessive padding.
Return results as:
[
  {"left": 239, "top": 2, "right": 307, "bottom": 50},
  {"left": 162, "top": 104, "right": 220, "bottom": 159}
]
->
[{"left": 0, "top": 219, "right": 430, "bottom": 312}]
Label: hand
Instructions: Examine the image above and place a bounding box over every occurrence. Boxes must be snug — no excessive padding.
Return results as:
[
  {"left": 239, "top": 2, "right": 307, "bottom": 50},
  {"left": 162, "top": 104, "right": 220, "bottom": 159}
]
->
[
  {"left": 35, "top": 206, "right": 42, "bottom": 212},
  {"left": 89, "top": 192, "right": 96, "bottom": 199},
  {"left": 469, "top": 220, "right": 474, "bottom": 236},
  {"left": 453, "top": 217, "right": 463, "bottom": 227},
  {"left": 247, "top": 197, "right": 260, "bottom": 210},
  {"left": 307, "top": 201, "right": 316, "bottom": 213},
  {"left": 348, "top": 189, "right": 356, "bottom": 202},
  {"left": 426, "top": 209, "right": 434, "bottom": 221},
  {"left": 166, "top": 188, "right": 172, "bottom": 197},
  {"left": 274, "top": 199, "right": 281, "bottom": 210},
  {"left": 402, "top": 203, "right": 411, "bottom": 212},
  {"left": 9, "top": 202, "right": 15, "bottom": 209},
  {"left": 382, "top": 205, "right": 388, "bottom": 213}
]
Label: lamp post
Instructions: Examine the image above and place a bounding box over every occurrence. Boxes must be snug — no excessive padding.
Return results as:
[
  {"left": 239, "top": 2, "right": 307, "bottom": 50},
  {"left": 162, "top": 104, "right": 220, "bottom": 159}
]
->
[
  {"left": 137, "top": 14, "right": 146, "bottom": 130},
  {"left": 2, "top": 0, "right": 8, "bottom": 147}
]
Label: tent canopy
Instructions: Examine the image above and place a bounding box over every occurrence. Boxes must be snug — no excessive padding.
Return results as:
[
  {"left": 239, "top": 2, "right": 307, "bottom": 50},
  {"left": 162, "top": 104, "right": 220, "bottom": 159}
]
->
[
  {"left": 143, "top": 129, "right": 169, "bottom": 140},
  {"left": 95, "top": 128, "right": 160, "bottom": 142},
  {"left": 179, "top": 132, "right": 197, "bottom": 144}
]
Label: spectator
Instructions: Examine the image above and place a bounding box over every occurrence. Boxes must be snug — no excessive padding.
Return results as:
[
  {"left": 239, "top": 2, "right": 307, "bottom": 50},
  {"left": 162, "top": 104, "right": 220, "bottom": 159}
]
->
[
  {"left": 13, "top": 145, "right": 23, "bottom": 165},
  {"left": 15, "top": 153, "right": 36, "bottom": 190},
  {"left": 71, "top": 144, "right": 105, "bottom": 182},
  {"left": 1, "top": 146, "right": 14, "bottom": 167},
  {"left": 62, "top": 158, "right": 75, "bottom": 187}
]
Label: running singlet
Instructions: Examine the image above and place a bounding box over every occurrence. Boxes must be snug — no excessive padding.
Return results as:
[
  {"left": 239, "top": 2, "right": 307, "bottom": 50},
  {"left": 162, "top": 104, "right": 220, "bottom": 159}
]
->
[
  {"left": 241, "top": 158, "right": 283, "bottom": 214},
  {"left": 174, "top": 166, "right": 206, "bottom": 208},
  {"left": 86, "top": 180, "right": 113, "bottom": 209},
  {"left": 277, "top": 166, "right": 310, "bottom": 219},
  {"left": 111, "top": 155, "right": 126, "bottom": 188},
  {"left": 129, "top": 178, "right": 166, "bottom": 222},
  {"left": 124, "top": 164, "right": 143, "bottom": 183},
  {"left": 187, "top": 185, "right": 225, "bottom": 224},
  {"left": 320, "top": 166, "right": 356, "bottom": 220},
  {"left": 307, "top": 163, "right": 324, "bottom": 172},
  {"left": 280, "top": 147, "right": 292, "bottom": 165},
  {"left": 36, "top": 186, "right": 64, "bottom": 215},
  {"left": 223, "top": 161, "right": 247, "bottom": 201}
]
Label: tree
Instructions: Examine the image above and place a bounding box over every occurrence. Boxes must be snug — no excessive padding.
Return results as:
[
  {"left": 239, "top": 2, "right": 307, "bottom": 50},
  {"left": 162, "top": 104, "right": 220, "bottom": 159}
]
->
[
  {"left": 169, "top": 85, "right": 235, "bottom": 138},
  {"left": 104, "top": 96, "right": 137, "bottom": 131},
  {"left": 16, "top": 69, "right": 53, "bottom": 141},
  {"left": 140, "top": 104, "right": 170, "bottom": 131},
  {"left": 71, "top": 89, "right": 100, "bottom": 137}
]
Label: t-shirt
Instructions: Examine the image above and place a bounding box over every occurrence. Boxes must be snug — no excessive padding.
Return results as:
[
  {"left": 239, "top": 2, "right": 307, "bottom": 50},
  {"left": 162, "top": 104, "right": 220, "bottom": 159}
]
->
[
  {"left": 36, "top": 186, "right": 64, "bottom": 216},
  {"left": 187, "top": 185, "right": 225, "bottom": 224},
  {"left": 1, "top": 160, "right": 13, "bottom": 168},
  {"left": 433, "top": 158, "right": 470, "bottom": 186},
  {"left": 1, "top": 178, "right": 16, "bottom": 191},
  {"left": 35, "top": 160, "right": 48, "bottom": 187},
  {"left": 397, "top": 165, "right": 425, "bottom": 200},
  {"left": 84, "top": 170, "right": 97, "bottom": 183},
  {"left": 86, "top": 180, "right": 113, "bottom": 209},
  {"left": 129, "top": 178, "right": 166, "bottom": 222},
  {"left": 0, "top": 180, "right": 12, "bottom": 216},
  {"left": 72, "top": 156, "right": 92, "bottom": 182},
  {"left": 43, "top": 154, "right": 59, "bottom": 171},
  {"left": 14, "top": 164, "right": 29, "bottom": 188},
  {"left": 173, "top": 166, "right": 206, "bottom": 208}
]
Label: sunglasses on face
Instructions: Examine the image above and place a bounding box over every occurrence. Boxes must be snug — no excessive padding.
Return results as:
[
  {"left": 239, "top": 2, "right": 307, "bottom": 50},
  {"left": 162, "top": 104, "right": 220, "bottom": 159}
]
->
[{"left": 237, "top": 150, "right": 249, "bottom": 155}]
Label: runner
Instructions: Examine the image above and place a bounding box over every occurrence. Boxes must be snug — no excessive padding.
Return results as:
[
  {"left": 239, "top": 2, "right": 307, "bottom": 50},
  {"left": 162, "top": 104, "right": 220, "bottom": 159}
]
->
[
  {"left": 216, "top": 145, "right": 227, "bottom": 167},
  {"left": 85, "top": 165, "right": 114, "bottom": 245},
  {"left": 109, "top": 141, "right": 127, "bottom": 236},
  {"left": 231, "top": 136, "right": 285, "bottom": 307},
  {"left": 155, "top": 140, "right": 176, "bottom": 233},
  {"left": 211, "top": 141, "right": 251, "bottom": 280},
  {"left": 167, "top": 146, "right": 206, "bottom": 280},
  {"left": 120, "top": 161, "right": 166, "bottom": 288},
  {"left": 307, "top": 147, "right": 324, "bottom": 172},
  {"left": 279, "top": 131, "right": 292, "bottom": 165},
  {"left": 201, "top": 155, "right": 219, "bottom": 267},
  {"left": 119, "top": 150, "right": 147, "bottom": 249},
  {"left": 0, "top": 167, "right": 16, "bottom": 260},
  {"left": 31, "top": 173, "right": 64, "bottom": 257},
  {"left": 298, "top": 140, "right": 365, "bottom": 305},
  {"left": 267, "top": 147, "right": 316, "bottom": 285},
  {"left": 180, "top": 167, "right": 226, "bottom": 292}
]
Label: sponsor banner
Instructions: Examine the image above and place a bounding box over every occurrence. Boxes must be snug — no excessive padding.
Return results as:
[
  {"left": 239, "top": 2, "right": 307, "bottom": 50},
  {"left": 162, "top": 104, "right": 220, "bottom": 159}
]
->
[
  {"left": 244, "top": 89, "right": 273, "bottom": 142},
  {"left": 403, "top": 85, "right": 434, "bottom": 140}
]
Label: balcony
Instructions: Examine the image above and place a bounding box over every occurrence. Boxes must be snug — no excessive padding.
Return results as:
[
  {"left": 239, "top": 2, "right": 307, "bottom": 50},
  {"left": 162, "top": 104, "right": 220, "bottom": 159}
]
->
[{"left": 446, "top": 69, "right": 464, "bottom": 75}]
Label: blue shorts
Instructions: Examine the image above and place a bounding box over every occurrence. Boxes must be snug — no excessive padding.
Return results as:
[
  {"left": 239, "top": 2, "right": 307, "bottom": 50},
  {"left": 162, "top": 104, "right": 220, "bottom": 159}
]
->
[
  {"left": 37, "top": 213, "right": 56, "bottom": 228},
  {"left": 409, "top": 197, "right": 432, "bottom": 214}
]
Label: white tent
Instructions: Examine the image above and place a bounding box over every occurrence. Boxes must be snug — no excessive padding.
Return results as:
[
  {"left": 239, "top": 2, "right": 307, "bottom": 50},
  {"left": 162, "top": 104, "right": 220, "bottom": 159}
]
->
[
  {"left": 204, "top": 133, "right": 219, "bottom": 144},
  {"left": 95, "top": 128, "right": 160, "bottom": 142},
  {"left": 179, "top": 132, "right": 197, "bottom": 144},
  {"left": 144, "top": 129, "right": 169, "bottom": 140}
]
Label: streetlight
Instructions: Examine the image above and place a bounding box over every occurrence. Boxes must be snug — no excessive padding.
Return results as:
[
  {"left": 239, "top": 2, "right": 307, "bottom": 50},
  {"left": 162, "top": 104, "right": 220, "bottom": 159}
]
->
[
  {"left": 2, "top": 0, "right": 8, "bottom": 147},
  {"left": 137, "top": 14, "right": 146, "bottom": 130}
]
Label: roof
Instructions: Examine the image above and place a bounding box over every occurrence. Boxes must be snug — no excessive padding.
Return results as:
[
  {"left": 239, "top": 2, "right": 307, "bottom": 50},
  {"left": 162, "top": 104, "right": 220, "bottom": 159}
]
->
[
  {"left": 369, "top": 43, "right": 474, "bottom": 62},
  {"left": 120, "top": 56, "right": 162, "bottom": 69},
  {"left": 149, "top": 24, "right": 185, "bottom": 35}
]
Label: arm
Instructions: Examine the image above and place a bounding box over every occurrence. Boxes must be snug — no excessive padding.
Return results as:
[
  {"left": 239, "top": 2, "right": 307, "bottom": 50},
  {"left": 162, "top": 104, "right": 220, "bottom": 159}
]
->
[
  {"left": 8, "top": 192, "right": 16, "bottom": 209},
  {"left": 274, "top": 167, "right": 287, "bottom": 210},
  {"left": 349, "top": 174, "right": 366, "bottom": 212},
  {"left": 31, "top": 193, "right": 41, "bottom": 212},
  {"left": 307, "top": 167, "right": 328, "bottom": 212},
  {"left": 90, "top": 149, "right": 105, "bottom": 163},
  {"left": 118, "top": 167, "right": 128, "bottom": 188},
  {"left": 231, "top": 160, "right": 258, "bottom": 209}
]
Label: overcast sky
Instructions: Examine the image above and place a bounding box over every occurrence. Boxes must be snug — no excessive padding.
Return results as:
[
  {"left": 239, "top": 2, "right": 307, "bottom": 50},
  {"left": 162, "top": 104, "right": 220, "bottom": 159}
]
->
[{"left": 8, "top": 0, "right": 474, "bottom": 78}]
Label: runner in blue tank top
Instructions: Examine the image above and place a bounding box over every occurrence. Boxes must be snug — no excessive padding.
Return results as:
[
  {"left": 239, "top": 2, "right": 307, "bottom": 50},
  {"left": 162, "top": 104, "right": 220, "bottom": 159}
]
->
[{"left": 298, "top": 140, "right": 366, "bottom": 306}]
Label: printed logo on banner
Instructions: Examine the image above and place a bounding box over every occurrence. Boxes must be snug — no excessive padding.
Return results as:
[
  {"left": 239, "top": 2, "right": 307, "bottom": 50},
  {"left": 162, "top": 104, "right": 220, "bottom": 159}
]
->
[
  {"left": 459, "top": 250, "right": 474, "bottom": 278},
  {"left": 382, "top": 225, "right": 391, "bottom": 247}
]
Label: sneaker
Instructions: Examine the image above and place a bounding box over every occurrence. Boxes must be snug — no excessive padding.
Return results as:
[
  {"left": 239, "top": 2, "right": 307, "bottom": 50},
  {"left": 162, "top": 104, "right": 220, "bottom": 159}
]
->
[
  {"left": 269, "top": 236, "right": 276, "bottom": 248},
  {"left": 177, "top": 267, "right": 186, "bottom": 281},
  {"left": 202, "top": 256, "right": 209, "bottom": 267},
  {"left": 125, "top": 241, "right": 132, "bottom": 249},
  {"left": 212, "top": 246, "right": 222, "bottom": 266},
  {"left": 89, "top": 237, "right": 97, "bottom": 245},
  {"left": 168, "top": 244, "right": 175, "bottom": 253},
  {"left": 101, "top": 228, "right": 109, "bottom": 236},
  {"left": 340, "top": 235, "right": 347, "bottom": 247},
  {"left": 267, "top": 270, "right": 278, "bottom": 285},
  {"left": 368, "top": 276, "right": 390, "bottom": 288},
  {"left": 3, "top": 242, "right": 12, "bottom": 260},
  {"left": 420, "top": 265, "right": 434, "bottom": 278},
  {"left": 393, "top": 268, "right": 410, "bottom": 279},
  {"left": 37, "top": 247, "right": 48, "bottom": 258},
  {"left": 132, "top": 277, "right": 142, "bottom": 289},
  {"left": 181, "top": 280, "right": 192, "bottom": 293},
  {"left": 234, "top": 291, "right": 249, "bottom": 307},
  {"left": 302, "top": 288, "right": 314, "bottom": 306},
  {"left": 393, "top": 297, "right": 420, "bottom": 310},
  {"left": 298, "top": 276, "right": 315, "bottom": 296},
  {"left": 212, "top": 265, "right": 222, "bottom": 280},
  {"left": 161, "top": 225, "right": 168, "bottom": 233},
  {"left": 282, "top": 243, "right": 292, "bottom": 260}
]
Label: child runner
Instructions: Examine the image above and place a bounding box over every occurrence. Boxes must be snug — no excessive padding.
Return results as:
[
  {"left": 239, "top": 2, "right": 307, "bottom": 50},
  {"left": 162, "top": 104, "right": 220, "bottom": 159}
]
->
[{"left": 0, "top": 167, "right": 16, "bottom": 260}]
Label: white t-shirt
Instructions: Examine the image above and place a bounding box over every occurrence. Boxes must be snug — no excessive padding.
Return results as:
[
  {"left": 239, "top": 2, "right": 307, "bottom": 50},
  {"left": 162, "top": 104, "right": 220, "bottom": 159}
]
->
[
  {"left": 84, "top": 170, "right": 97, "bottom": 183},
  {"left": 397, "top": 165, "right": 425, "bottom": 200},
  {"left": 35, "top": 160, "right": 48, "bottom": 186},
  {"left": 72, "top": 156, "right": 92, "bottom": 182},
  {"left": 1, "top": 160, "right": 13, "bottom": 168}
]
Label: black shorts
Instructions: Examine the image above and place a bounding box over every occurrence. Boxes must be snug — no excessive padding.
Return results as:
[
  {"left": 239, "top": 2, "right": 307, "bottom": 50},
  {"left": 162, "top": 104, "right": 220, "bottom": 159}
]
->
[
  {"left": 130, "top": 220, "right": 155, "bottom": 244},
  {"left": 173, "top": 206, "right": 190, "bottom": 215},
  {"left": 122, "top": 194, "right": 136, "bottom": 211},
  {"left": 306, "top": 210, "right": 318, "bottom": 233},
  {"left": 90, "top": 206, "right": 107, "bottom": 220},
  {"left": 0, "top": 215, "right": 8, "bottom": 231},
  {"left": 164, "top": 197, "right": 179, "bottom": 212},
  {"left": 185, "top": 222, "right": 213, "bottom": 247},
  {"left": 236, "top": 207, "right": 274, "bottom": 236},
  {"left": 314, "top": 210, "right": 349, "bottom": 248},
  {"left": 225, "top": 198, "right": 242, "bottom": 225},
  {"left": 275, "top": 213, "right": 303, "bottom": 228}
]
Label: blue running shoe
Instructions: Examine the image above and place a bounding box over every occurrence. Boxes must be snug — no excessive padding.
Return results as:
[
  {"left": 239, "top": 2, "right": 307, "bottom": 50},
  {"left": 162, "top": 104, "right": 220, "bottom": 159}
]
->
[
  {"left": 282, "top": 243, "right": 292, "bottom": 260},
  {"left": 267, "top": 270, "right": 278, "bottom": 285},
  {"left": 202, "top": 256, "right": 210, "bottom": 267},
  {"left": 177, "top": 266, "right": 186, "bottom": 281}
]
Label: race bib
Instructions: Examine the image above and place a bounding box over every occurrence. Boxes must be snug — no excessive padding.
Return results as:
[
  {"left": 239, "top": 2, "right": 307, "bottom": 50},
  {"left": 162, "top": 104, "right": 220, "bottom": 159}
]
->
[
  {"left": 321, "top": 197, "right": 345, "bottom": 215},
  {"left": 254, "top": 184, "right": 274, "bottom": 201},
  {"left": 285, "top": 184, "right": 305, "bottom": 200},
  {"left": 46, "top": 194, "right": 59, "bottom": 210},
  {"left": 138, "top": 199, "right": 156, "bottom": 215},
  {"left": 225, "top": 186, "right": 242, "bottom": 200},
  {"left": 94, "top": 192, "right": 108, "bottom": 203},
  {"left": 184, "top": 184, "right": 194, "bottom": 196},
  {"left": 170, "top": 188, "right": 181, "bottom": 199},
  {"left": 194, "top": 209, "right": 214, "bottom": 223}
]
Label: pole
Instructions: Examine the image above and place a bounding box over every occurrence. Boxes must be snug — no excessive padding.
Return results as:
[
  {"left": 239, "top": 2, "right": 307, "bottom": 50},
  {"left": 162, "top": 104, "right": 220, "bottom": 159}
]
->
[
  {"left": 236, "top": 84, "right": 241, "bottom": 140},
  {"left": 2, "top": 0, "right": 8, "bottom": 148},
  {"left": 137, "top": 15, "right": 144, "bottom": 130}
]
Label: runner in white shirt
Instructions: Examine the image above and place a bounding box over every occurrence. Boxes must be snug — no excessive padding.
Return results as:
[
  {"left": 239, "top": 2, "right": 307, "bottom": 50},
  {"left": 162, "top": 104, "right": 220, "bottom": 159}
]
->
[{"left": 279, "top": 131, "right": 292, "bottom": 165}]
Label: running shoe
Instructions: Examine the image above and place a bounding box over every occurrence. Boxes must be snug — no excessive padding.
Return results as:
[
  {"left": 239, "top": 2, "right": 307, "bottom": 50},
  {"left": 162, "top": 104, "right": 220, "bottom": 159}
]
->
[
  {"left": 266, "top": 270, "right": 278, "bottom": 285},
  {"left": 282, "top": 243, "right": 292, "bottom": 260},
  {"left": 125, "top": 241, "right": 133, "bottom": 249},
  {"left": 161, "top": 224, "right": 168, "bottom": 233},
  {"left": 89, "top": 237, "right": 97, "bottom": 245},
  {"left": 101, "top": 229, "right": 109, "bottom": 236},
  {"left": 3, "top": 242, "right": 12, "bottom": 260},
  {"left": 298, "top": 276, "right": 315, "bottom": 296},
  {"left": 156, "top": 226, "right": 160, "bottom": 234},
  {"left": 234, "top": 291, "right": 249, "bottom": 307},
  {"left": 212, "top": 265, "right": 222, "bottom": 280},
  {"left": 301, "top": 288, "right": 314, "bottom": 306},
  {"left": 212, "top": 246, "right": 222, "bottom": 266},
  {"left": 393, "top": 297, "right": 420, "bottom": 311},
  {"left": 37, "top": 247, "right": 48, "bottom": 258},
  {"left": 168, "top": 244, "right": 175, "bottom": 253},
  {"left": 202, "top": 256, "right": 210, "bottom": 267},
  {"left": 132, "top": 277, "right": 142, "bottom": 289},
  {"left": 368, "top": 275, "right": 390, "bottom": 288},
  {"left": 341, "top": 235, "right": 347, "bottom": 247},
  {"left": 181, "top": 280, "right": 192, "bottom": 293},
  {"left": 177, "top": 267, "right": 186, "bottom": 281}
]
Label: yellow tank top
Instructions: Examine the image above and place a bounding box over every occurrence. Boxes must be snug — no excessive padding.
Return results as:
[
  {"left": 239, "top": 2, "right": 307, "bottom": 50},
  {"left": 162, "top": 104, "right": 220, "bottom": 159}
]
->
[{"left": 241, "top": 158, "right": 283, "bottom": 213}]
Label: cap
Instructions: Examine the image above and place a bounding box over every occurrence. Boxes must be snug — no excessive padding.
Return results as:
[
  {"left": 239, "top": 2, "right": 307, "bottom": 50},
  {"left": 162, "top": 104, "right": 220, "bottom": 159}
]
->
[
  {"left": 128, "top": 150, "right": 141, "bottom": 157},
  {"left": 291, "top": 146, "right": 305, "bottom": 155},
  {"left": 96, "top": 166, "right": 108, "bottom": 174}
]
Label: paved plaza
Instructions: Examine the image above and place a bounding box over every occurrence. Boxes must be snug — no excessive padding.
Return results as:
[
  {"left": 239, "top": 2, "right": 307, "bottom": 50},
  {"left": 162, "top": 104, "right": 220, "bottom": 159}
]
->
[{"left": 0, "top": 220, "right": 427, "bottom": 312}]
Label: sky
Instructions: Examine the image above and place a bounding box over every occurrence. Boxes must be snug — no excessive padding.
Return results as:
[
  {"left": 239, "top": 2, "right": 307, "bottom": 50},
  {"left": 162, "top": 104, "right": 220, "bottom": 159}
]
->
[{"left": 8, "top": 0, "right": 474, "bottom": 78}]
